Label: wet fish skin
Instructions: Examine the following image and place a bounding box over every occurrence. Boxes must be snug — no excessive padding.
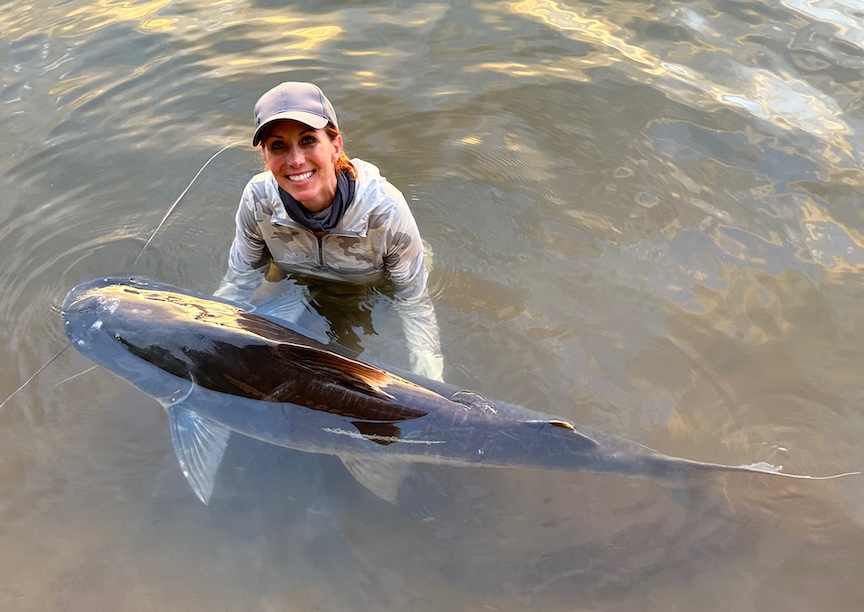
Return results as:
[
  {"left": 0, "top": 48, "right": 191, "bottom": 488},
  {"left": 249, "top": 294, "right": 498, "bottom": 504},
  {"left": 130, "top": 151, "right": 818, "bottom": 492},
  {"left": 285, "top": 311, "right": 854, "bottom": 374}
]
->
[{"left": 60, "top": 277, "right": 859, "bottom": 504}]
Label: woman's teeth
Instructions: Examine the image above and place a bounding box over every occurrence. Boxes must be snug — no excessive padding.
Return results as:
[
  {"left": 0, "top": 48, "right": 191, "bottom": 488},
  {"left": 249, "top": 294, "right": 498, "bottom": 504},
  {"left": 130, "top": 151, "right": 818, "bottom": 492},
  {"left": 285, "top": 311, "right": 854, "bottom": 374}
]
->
[{"left": 289, "top": 171, "right": 313, "bottom": 182}]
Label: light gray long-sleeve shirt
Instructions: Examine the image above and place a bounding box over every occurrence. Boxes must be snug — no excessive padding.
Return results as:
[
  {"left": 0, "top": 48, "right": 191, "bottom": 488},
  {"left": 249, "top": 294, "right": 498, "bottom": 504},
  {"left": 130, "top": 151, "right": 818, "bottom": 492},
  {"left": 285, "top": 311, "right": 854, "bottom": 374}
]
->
[{"left": 215, "top": 158, "right": 444, "bottom": 381}]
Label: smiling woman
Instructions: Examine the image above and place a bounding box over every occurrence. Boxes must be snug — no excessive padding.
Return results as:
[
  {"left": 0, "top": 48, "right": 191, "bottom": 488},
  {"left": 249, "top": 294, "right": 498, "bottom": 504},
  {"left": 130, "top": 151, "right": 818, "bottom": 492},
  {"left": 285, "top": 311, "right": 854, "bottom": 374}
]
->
[
  {"left": 214, "top": 82, "right": 444, "bottom": 381},
  {"left": 261, "top": 121, "right": 343, "bottom": 213}
]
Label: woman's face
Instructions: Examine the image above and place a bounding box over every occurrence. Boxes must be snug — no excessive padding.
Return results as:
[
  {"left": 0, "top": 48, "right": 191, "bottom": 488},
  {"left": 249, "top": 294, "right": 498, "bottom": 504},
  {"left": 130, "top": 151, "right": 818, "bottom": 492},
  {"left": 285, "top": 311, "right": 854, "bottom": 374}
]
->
[{"left": 261, "top": 120, "right": 343, "bottom": 212}]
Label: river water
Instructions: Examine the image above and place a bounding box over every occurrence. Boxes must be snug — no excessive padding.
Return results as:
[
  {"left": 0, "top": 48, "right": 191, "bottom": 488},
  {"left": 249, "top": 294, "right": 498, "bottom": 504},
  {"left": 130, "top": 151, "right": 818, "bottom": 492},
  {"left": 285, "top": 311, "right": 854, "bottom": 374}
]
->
[{"left": 2, "top": 0, "right": 864, "bottom": 610}]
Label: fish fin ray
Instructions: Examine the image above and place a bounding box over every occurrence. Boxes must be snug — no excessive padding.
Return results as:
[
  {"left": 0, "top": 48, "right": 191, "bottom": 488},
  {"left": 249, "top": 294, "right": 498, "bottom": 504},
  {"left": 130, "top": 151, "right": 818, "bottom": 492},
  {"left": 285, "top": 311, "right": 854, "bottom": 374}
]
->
[
  {"left": 341, "top": 457, "right": 413, "bottom": 504},
  {"left": 169, "top": 406, "right": 231, "bottom": 505},
  {"left": 273, "top": 343, "right": 397, "bottom": 400}
]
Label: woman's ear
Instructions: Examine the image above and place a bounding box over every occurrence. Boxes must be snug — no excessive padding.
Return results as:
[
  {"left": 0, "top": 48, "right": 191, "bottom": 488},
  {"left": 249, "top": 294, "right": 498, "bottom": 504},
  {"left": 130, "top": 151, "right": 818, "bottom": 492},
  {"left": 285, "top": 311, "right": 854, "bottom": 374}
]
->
[{"left": 332, "top": 134, "right": 343, "bottom": 162}]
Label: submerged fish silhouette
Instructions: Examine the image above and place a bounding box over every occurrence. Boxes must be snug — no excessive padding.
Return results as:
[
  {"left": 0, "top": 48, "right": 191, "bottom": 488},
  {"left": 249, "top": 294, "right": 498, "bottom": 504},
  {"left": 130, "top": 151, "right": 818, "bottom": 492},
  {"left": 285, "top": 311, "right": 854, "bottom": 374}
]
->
[{"left": 60, "top": 276, "right": 859, "bottom": 504}]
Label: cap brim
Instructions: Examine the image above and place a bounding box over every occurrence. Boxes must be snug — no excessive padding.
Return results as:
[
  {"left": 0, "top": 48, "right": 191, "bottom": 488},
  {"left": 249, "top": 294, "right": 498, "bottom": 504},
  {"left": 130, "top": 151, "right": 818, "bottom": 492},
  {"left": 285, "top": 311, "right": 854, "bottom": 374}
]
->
[{"left": 252, "top": 111, "right": 330, "bottom": 145}]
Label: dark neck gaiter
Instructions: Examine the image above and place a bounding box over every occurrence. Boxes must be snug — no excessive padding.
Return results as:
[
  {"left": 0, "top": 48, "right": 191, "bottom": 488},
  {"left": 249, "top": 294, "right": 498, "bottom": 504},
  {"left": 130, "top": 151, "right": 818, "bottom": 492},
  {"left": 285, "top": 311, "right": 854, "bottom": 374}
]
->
[{"left": 278, "top": 169, "right": 356, "bottom": 233}]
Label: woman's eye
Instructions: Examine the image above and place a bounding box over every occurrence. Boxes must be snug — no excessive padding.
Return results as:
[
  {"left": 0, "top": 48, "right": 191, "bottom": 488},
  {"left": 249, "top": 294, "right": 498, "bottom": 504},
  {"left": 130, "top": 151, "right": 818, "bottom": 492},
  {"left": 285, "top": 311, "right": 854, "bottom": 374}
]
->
[
  {"left": 270, "top": 141, "right": 285, "bottom": 150},
  {"left": 301, "top": 136, "right": 317, "bottom": 146}
]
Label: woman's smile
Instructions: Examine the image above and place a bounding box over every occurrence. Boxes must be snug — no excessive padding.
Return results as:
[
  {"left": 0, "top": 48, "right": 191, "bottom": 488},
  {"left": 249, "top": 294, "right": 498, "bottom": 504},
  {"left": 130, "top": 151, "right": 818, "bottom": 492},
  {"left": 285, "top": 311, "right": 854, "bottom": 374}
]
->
[{"left": 288, "top": 170, "right": 314, "bottom": 183}]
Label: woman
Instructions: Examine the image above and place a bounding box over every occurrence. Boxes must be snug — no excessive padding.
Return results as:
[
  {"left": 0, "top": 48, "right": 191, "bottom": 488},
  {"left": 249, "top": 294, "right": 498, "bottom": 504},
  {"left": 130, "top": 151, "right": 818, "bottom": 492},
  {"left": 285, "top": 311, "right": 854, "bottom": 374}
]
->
[{"left": 215, "top": 81, "right": 443, "bottom": 381}]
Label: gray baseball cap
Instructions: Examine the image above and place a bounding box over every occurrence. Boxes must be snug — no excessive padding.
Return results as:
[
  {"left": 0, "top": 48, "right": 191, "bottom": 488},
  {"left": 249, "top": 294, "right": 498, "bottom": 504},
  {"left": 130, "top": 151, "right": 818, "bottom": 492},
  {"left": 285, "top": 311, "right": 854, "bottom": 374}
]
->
[{"left": 252, "top": 82, "right": 339, "bottom": 146}]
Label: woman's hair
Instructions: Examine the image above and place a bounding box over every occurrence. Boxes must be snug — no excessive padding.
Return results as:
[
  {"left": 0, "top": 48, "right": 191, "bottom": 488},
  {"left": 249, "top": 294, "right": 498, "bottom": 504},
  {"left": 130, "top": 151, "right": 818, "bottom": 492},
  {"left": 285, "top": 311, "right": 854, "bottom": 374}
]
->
[
  {"left": 259, "top": 122, "right": 355, "bottom": 178},
  {"left": 324, "top": 124, "right": 356, "bottom": 178}
]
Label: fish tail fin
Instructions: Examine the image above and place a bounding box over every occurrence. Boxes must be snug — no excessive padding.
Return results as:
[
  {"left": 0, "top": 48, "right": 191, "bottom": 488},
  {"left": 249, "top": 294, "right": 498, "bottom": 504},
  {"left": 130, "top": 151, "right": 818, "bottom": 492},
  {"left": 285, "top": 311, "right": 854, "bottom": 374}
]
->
[
  {"left": 169, "top": 406, "right": 231, "bottom": 505},
  {"left": 732, "top": 461, "right": 861, "bottom": 480}
]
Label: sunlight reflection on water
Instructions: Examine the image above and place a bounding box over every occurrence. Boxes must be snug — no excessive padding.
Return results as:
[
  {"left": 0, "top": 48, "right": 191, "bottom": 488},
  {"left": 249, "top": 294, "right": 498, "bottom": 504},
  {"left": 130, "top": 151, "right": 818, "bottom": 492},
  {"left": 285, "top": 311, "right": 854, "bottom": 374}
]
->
[{"left": 2, "top": 0, "right": 864, "bottom": 610}]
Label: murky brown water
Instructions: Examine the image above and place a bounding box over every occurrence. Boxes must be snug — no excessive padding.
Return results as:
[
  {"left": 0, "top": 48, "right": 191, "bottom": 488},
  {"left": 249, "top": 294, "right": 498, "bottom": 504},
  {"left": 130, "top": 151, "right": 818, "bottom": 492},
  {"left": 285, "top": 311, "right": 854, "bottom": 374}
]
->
[{"left": 2, "top": 0, "right": 864, "bottom": 610}]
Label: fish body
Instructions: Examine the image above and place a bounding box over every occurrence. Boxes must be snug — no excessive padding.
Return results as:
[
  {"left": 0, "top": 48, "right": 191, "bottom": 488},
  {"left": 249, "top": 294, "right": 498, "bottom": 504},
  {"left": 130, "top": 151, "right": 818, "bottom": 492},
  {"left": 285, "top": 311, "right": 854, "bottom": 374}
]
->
[{"left": 61, "top": 277, "right": 858, "bottom": 504}]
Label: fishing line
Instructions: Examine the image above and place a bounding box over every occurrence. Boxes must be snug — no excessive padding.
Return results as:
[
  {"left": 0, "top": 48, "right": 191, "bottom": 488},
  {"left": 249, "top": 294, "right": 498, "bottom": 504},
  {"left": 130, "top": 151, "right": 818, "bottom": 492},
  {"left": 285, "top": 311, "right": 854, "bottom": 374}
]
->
[
  {"left": 53, "top": 365, "right": 99, "bottom": 388},
  {"left": 0, "top": 344, "right": 70, "bottom": 411},
  {"left": 1, "top": 141, "right": 247, "bottom": 410},
  {"left": 128, "top": 141, "right": 245, "bottom": 276}
]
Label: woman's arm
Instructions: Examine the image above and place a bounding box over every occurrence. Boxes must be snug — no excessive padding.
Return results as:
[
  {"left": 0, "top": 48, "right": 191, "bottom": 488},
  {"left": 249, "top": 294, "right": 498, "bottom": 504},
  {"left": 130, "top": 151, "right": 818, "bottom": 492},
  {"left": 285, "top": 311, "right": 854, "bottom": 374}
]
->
[
  {"left": 214, "top": 187, "right": 269, "bottom": 303},
  {"left": 384, "top": 192, "right": 444, "bottom": 382},
  {"left": 393, "top": 279, "right": 444, "bottom": 381}
]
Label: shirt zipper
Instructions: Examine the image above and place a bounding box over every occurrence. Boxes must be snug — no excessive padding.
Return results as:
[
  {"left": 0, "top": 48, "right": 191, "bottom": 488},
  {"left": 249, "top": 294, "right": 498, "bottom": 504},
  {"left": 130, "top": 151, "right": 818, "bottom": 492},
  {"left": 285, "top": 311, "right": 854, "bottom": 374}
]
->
[{"left": 314, "top": 232, "right": 326, "bottom": 267}]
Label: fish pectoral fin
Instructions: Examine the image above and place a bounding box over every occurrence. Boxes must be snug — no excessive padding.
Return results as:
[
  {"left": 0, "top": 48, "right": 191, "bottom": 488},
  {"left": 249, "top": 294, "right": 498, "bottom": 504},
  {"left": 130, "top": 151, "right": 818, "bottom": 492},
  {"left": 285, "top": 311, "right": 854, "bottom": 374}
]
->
[
  {"left": 273, "top": 342, "right": 396, "bottom": 400},
  {"left": 168, "top": 406, "right": 231, "bottom": 505},
  {"left": 525, "top": 420, "right": 600, "bottom": 449},
  {"left": 341, "top": 457, "right": 413, "bottom": 505}
]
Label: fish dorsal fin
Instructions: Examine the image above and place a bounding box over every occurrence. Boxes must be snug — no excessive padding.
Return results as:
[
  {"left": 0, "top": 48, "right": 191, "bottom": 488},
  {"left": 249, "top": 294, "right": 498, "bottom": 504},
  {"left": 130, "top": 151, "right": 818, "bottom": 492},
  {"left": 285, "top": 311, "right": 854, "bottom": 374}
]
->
[
  {"left": 341, "top": 457, "right": 413, "bottom": 504},
  {"left": 168, "top": 406, "right": 232, "bottom": 505},
  {"left": 273, "top": 342, "right": 397, "bottom": 400},
  {"left": 525, "top": 419, "right": 600, "bottom": 449}
]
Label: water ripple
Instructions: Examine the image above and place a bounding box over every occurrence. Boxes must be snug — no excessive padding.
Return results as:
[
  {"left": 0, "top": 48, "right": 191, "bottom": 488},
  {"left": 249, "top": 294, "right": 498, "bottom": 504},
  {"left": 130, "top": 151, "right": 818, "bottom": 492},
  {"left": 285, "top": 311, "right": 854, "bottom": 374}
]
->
[{"left": 3, "top": 1, "right": 864, "bottom": 610}]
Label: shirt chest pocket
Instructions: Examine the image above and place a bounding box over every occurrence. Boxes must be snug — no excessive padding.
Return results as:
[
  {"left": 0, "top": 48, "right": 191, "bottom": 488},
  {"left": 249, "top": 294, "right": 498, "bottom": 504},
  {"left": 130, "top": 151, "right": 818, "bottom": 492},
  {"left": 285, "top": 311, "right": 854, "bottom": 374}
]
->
[
  {"left": 268, "top": 227, "right": 316, "bottom": 264},
  {"left": 323, "top": 235, "right": 381, "bottom": 273}
]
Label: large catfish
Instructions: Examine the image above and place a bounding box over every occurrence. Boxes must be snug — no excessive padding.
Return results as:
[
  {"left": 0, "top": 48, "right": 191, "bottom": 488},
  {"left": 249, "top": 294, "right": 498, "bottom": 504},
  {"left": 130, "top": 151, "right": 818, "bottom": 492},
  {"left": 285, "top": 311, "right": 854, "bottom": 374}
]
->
[{"left": 61, "top": 277, "right": 858, "bottom": 504}]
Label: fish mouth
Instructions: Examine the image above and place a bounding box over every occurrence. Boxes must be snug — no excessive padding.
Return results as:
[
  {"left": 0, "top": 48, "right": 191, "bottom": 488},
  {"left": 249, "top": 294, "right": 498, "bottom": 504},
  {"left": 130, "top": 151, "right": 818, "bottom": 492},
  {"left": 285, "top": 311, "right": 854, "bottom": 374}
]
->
[{"left": 62, "top": 288, "right": 105, "bottom": 324}]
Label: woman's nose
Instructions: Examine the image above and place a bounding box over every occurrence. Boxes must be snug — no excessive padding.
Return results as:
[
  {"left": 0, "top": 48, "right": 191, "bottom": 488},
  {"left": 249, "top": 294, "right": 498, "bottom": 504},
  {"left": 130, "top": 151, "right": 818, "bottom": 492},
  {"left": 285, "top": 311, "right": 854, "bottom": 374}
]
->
[{"left": 285, "top": 145, "right": 304, "bottom": 166}]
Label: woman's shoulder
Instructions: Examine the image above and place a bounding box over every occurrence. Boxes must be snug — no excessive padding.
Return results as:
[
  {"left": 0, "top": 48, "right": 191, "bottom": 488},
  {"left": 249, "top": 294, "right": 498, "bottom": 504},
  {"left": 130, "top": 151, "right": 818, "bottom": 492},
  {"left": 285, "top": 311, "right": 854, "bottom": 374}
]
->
[
  {"left": 351, "top": 158, "right": 406, "bottom": 206},
  {"left": 350, "top": 158, "right": 380, "bottom": 182},
  {"left": 345, "top": 160, "right": 415, "bottom": 234},
  {"left": 241, "top": 170, "right": 279, "bottom": 200},
  {"left": 247, "top": 169, "right": 276, "bottom": 187}
]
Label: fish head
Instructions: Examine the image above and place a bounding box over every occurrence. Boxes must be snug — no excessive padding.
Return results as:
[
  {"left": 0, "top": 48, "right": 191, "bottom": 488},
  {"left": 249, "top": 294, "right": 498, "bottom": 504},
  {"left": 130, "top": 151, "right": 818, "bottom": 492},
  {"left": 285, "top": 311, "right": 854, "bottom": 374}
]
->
[
  {"left": 60, "top": 276, "right": 324, "bottom": 405},
  {"left": 60, "top": 276, "right": 220, "bottom": 404},
  {"left": 62, "top": 277, "right": 202, "bottom": 352},
  {"left": 63, "top": 277, "right": 155, "bottom": 342}
]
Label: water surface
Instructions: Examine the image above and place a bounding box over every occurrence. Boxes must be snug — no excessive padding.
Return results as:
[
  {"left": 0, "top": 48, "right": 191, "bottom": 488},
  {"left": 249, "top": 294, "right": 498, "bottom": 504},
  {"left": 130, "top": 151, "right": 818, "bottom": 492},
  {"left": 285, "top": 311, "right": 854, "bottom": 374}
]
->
[{"left": 2, "top": 1, "right": 864, "bottom": 610}]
